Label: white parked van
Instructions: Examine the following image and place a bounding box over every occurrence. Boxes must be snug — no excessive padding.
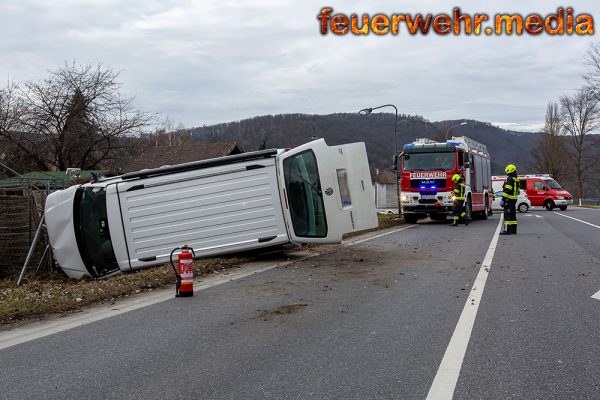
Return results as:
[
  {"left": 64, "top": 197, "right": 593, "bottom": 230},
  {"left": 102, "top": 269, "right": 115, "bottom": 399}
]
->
[{"left": 45, "top": 139, "right": 378, "bottom": 279}]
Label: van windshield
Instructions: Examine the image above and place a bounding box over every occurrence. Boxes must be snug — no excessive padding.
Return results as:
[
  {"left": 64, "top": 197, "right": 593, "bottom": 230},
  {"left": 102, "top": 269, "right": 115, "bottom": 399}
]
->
[
  {"left": 283, "top": 150, "right": 327, "bottom": 238},
  {"left": 403, "top": 151, "right": 456, "bottom": 171},
  {"left": 545, "top": 179, "right": 562, "bottom": 189},
  {"left": 73, "top": 187, "right": 119, "bottom": 278}
]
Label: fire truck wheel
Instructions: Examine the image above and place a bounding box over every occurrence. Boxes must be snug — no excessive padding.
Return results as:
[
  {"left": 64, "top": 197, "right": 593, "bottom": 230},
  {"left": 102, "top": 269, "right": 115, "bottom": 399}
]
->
[
  {"left": 559, "top": 206, "right": 567, "bottom": 211},
  {"left": 403, "top": 215, "right": 418, "bottom": 224},
  {"left": 430, "top": 213, "right": 447, "bottom": 221},
  {"left": 544, "top": 200, "right": 555, "bottom": 211},
  {"left": 465, "top": 198, "right": 472, "bottom": 221},
  {"left": 518, "top": 203, "right": 529, "bottom": 213},
  {"left": 481, "top": 198, "right": 489, "bottom": 220}
]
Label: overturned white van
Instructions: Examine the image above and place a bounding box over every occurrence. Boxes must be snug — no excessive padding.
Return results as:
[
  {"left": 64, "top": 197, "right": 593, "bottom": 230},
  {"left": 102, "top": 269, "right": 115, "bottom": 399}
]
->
[{"left": 45, "top": 139, "right": 378, "bottom": 279}]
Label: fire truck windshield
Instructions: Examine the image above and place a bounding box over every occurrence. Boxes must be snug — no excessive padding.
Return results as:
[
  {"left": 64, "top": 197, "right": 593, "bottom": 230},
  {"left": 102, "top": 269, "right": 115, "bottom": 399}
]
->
[{"left": 403, "top": 152, "right": 455, "bottom": 171}]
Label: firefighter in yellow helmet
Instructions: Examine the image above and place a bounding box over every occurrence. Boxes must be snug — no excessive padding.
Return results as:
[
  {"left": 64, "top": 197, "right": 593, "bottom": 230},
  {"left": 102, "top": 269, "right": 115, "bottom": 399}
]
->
[
  {"left": 450, "top": 173, "right": 470, "bottom": 227},
  {"left": 500, "top": 164, "right": 519, "bottom": 235}
]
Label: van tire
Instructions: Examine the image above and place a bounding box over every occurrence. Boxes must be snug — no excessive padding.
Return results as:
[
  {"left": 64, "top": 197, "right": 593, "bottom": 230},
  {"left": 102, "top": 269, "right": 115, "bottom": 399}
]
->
[
  {"left": 518, "top": 203, "right": 529, "bottom": 213},
  {"left": 559, "top": 206, "right": 567, "bottom": 211},
  {"left": 544, "top": 200, "right": 555, "bottom": 211}
]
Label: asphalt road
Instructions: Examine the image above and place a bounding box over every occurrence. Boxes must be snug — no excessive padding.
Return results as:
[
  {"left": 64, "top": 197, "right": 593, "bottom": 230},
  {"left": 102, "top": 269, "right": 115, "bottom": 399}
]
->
[{"left": 2, "top": 208, "right": 599, "bottom": 400}]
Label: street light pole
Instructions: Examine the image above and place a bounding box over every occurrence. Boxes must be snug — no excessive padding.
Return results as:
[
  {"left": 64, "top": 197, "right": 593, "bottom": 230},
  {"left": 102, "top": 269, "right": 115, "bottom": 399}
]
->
[
  {"left": 445, "top": 121, "right": 468, "bottom": 141},
  {"left": 359, "top": 104, "right": 398, "bottom": 155},
  {"left": 359, "top": 104, "right": 399, "bottom": 216}
]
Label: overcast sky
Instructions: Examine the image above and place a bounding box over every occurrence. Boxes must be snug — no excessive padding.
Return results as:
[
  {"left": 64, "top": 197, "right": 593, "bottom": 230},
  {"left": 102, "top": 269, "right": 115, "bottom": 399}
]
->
[{"left": 1, "top": 0, "right": 598, "bottom": 131}]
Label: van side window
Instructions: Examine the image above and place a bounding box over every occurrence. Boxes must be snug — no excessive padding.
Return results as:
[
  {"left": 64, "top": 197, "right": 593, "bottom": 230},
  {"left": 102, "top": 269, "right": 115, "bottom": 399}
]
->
[{"left": 534, "top": 181, "right": 545, "bottom": 191}]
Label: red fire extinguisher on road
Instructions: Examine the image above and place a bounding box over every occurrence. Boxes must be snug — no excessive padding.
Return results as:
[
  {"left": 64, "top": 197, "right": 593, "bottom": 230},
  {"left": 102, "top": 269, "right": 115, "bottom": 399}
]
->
[{"left": 170, "top": 245, "right": 195, "bottom": 297}]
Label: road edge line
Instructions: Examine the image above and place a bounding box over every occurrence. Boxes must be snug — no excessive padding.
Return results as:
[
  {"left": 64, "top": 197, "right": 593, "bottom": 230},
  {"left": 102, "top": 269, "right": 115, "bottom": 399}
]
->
[
  {"left": 343, "top": 224, "right": 416, "bottom": 246},
  {"left": 0, "top": 224, "right": 416, "bottom": 349},
  {"left": 0, "top": 255, "right": 315, "bottom": 350},
  {"left": 425, "top": 216, "right": 504, "bottom": 400},
  {"left": 553, "top": 212, "right": 600, "bottom": 229}
]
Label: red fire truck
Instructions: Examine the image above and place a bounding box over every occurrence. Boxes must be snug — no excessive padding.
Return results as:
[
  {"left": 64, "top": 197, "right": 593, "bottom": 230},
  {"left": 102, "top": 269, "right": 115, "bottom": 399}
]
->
[{"left": 395, "top": 137, "right": 493, "bottom": 224}]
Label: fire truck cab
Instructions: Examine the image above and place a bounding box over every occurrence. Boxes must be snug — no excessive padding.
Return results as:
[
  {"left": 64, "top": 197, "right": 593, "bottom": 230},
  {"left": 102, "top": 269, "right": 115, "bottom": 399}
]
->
[{"left": 395, "top": 136, "right": 493, "bottom": 224}]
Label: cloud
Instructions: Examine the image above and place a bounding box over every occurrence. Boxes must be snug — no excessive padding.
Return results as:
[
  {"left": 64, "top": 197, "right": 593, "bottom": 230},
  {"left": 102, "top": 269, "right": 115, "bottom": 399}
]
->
[{"left": 0, "top": 0, "right": 599, "bottom": 128}]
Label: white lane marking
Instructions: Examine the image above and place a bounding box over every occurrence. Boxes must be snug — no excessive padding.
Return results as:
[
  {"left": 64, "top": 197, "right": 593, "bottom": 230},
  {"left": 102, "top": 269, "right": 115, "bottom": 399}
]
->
[
  {"left": 0, "top": 255, "right": 315, "bottom": 351},
  {"left": 553, "top": 212, "right": 600, "bottom": 229},
  {"left": 553, "top": 213, "right": 600, "bottom": 302},
  {"left": 426, "top": 216, "right": 504, "bottom": 400},
  {"left": 535, "top": 214, "right": 543, "bottom": 219},
  {"left": 342, "top": 224, "right": 416, "bottom": 246}
]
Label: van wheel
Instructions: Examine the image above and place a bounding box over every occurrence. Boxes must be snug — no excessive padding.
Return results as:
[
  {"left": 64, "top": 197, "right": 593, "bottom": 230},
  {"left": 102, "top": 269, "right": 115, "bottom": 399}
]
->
[
  {"left": 559, "top": 206, "right": 567, "bottom": 211},
  {"left": 518, "top": 203, "right": 529, "bottom": 213},
  {"left": 544, "top": 200, "right": 555, "bottom": 211},
  {"left": 403, "top": 215, "right": 418, "bottom": 224}
]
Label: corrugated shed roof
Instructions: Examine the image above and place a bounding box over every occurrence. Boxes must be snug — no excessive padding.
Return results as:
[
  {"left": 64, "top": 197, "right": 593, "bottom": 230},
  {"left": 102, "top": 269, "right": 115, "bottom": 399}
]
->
[{"left": 125, "top": 142, "right": 244, "bottom": 173}]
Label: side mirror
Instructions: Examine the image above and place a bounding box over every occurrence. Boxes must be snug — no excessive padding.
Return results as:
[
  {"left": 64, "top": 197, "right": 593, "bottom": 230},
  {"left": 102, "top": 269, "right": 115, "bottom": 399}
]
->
[
  {"left": 464, "top": 162, "right": 470, "bottom": 169},
  {"left": 393, "top": 154, "right": 402, "bottom": 171}
]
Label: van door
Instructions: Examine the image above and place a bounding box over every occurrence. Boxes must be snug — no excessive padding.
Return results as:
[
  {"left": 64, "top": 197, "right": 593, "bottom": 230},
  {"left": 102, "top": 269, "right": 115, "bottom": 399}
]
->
[
  {"left": 278, "top": 139, "right": 378, "bottom": 244},
  {"left": 529, "top": 178, "right": 548, "bottom": 206}
]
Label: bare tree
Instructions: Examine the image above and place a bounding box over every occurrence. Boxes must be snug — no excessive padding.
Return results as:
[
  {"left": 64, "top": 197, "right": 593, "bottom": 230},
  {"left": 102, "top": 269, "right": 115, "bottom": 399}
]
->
[
  {"left": 531, "top": 102, "right": 570, "bottom": 182},
  {"left": 584, "top": 42, "right": 600, "bottom": 94},
  {"left": 0, "top": 62, "right": 153, "bottom": 171},
  {"left": 138, "top": 116, "right": 190, "bottom": 150},
  {"left": 559, "top": 88, "right": 600, "bottom": 205}
]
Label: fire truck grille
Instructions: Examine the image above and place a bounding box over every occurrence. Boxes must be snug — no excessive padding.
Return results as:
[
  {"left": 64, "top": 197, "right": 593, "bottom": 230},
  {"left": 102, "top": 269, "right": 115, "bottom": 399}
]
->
[{"left": 410, "top": 179, "right": 446, "bottom": 189}]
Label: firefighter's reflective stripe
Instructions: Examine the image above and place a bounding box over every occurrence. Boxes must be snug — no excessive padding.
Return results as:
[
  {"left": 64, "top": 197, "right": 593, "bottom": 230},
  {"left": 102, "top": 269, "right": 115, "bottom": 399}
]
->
[{"left": 504, "top": 220, "right": 518, "bottom": 225}]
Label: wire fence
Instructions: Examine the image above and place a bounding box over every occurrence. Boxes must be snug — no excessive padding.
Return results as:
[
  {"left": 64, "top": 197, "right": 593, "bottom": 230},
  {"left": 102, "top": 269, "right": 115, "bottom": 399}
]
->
[{"left": 0, "top": 183, "right": 52, "bottom": 279}]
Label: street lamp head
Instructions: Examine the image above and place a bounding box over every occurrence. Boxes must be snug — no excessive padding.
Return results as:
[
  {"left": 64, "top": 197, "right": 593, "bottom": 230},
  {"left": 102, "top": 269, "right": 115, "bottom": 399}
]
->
[{"left": 358, "top": 107, "right": 373, "bottom": 115}]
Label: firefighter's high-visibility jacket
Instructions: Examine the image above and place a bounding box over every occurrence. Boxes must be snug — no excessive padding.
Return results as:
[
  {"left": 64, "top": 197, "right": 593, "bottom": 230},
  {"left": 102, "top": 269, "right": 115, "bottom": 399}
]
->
[
  {"left": 453, "top": 182, "right": 466, "bottom": 201},
  {"left": 502, "top": 175, "right": 520, "bottom": 200}
]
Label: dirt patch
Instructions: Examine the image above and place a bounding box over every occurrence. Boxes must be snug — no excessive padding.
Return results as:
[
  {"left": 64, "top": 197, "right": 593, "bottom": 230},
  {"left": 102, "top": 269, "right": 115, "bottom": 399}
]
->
[{"left": 257, "top": 303, "right": 308, "bottom": 320}]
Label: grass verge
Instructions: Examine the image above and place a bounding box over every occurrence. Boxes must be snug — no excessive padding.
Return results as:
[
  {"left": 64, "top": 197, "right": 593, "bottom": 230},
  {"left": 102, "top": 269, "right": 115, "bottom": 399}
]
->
[{"left": 0, "top": 256, "right": 250, "bottom": 327}]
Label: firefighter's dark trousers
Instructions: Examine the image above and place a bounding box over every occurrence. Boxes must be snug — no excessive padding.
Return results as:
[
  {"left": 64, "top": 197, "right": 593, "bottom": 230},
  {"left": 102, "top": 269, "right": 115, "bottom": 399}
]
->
[
  {"left": 453, "top": 200, "right": 467, "bottom": 223},
  {"left": 503, "top": 199, "right": 517, "bottom": 234}
]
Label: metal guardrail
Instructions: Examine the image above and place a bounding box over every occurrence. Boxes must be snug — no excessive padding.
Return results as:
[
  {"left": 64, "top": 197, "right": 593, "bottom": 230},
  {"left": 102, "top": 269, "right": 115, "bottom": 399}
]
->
[{"left": 580, "top": 198, "right": 600, "bottom": 206}]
